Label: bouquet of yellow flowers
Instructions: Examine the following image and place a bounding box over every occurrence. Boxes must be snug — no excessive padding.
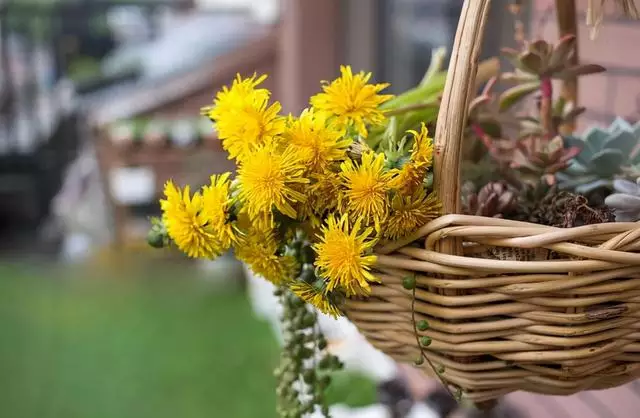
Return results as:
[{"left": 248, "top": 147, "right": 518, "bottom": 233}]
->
[{"left": 151, "top": 66, "right": 442, "bottom": 318}]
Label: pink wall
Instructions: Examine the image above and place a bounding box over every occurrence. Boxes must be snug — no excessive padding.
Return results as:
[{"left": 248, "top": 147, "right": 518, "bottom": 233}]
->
[{"left": 532, "top": 1, "right": 640, "bottom": 130}]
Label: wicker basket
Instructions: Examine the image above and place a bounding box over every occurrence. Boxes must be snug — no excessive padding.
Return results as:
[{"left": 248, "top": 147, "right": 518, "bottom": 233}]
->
[{"left": 343, "top": 0, "right": 640, "bottom": 404}]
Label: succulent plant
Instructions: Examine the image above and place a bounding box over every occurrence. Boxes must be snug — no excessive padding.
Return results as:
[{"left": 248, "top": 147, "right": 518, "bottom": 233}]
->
[
  {"left": 501, "top": 35, "right": 605, "bottom": 80},
  {"left": 482, "top": 135, "right": 582, "bottom": 186},
  {"left": 604, "top": 177, "right": 640, "bottom": 222},
  {"left": 558, "top": 118, "right": 640, "bottom": 199},
  {"left": 463, "top": 181, "right": 518, "bottom": 218},
  {"left": 518, "top": 97, "right": 586, "bottom": 138}
]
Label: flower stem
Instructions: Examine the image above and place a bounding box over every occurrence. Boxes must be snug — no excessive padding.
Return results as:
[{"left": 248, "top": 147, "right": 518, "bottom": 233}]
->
[
  {"left": 383, "top": 101, "right": 439, "bottom": 116},
  {"left": 540, "top": 77, "right": 554, "bottom": 137}
]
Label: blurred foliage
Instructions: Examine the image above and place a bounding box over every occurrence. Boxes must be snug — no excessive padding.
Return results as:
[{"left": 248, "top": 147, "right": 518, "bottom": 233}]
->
[
  {"left": 324, "top": 370, "right": 377, "bottom": 408},
  {"left": 0, "top": 265, "right": 280, "bottom": 418},
  {"left": 0, "top": 264, "right": 380, "bottom": 417}
]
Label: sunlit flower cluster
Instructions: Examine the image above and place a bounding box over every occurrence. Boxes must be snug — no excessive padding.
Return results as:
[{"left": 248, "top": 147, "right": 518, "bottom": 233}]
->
[{"left": 156, "top": 68, "right": 440, "bottom": 317}]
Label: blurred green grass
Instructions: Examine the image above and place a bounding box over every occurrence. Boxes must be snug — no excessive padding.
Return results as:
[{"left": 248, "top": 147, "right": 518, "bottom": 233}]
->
[{"left": 0, "top": 264, "right": 280, "bottom": 418}]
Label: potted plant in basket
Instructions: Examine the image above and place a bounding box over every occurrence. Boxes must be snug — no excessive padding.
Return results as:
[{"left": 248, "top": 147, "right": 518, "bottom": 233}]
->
[{"left": 147, "top": 0, "right": 640, "bottom": 416}]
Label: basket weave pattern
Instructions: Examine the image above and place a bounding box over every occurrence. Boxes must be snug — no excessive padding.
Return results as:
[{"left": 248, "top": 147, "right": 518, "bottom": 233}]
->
[{"left": 345, "top": 215, "right": 640, "bottom": 401}]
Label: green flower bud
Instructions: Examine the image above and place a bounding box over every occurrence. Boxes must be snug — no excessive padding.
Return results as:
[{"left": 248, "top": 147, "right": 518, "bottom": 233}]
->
[
  {"left": 420, "top": 336, "right": 432, "bottom": 347},
  {"left": 414, "top": 356, "right": 424, "bottom": 365},
  {"left": 146, "top": 227, "right": 166, "bottom": 248},
  {"left": 402, "top": 276, "right": 416, "bottom": 290},
  {"left": 417, "top": 320, "right": 429, "bottom": 331},
  {"left": 317, "top": 337, "right": 328, "bottom": 350},
  {"left": 302, "top": 312, "right": 317, "bottom": 328}
]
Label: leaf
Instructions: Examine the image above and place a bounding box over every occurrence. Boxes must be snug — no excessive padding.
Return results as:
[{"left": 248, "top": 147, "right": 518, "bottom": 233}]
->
[
  {"left": 420, "top": 47, "right": 448, "bottom": 86},
  {"left": 498, "top": 81, "right": 541, "bottom": 112},
  {"left": 557, "top": 173, "right": 599, "bottom": 190},
  {"left": 501, "top": 47, "right": 520, "bottom": 59},
  {"left": 519, "top": 51, "right": 544, "bottom": 74},
  {"left": 603, "top": 130, "right": 638, "bottom": 155},
  {"left": 478, "top": 120, "right": 503, "bottom": 139},
  {"left": 562, "top": 106, "right": 586, "bottom": 123},
  {"left": 501, "top": 70, "right": 539, "bottom": 83},
  {"left": 549, "top": 35, "right": 577, "bottom": 71},
  {"left": 608, "top": 117, "right": 633, "bottom": 134},
  {"left": 562, "top": 135, "right": 585, "bottom": 150},
  {"left": 613, "top": 179, "right": 640, "bottom": 195},
  {"left": 561, "top": 161, "right": 591, "bottom": 176},
  {"left": 583, "top": 127, "right": 609, "bottom": 156},
  {"left": 529, "top": 40, "right": 553, "bottom": 57},
  {"left": 576, "top": 179, "right": 614, "bottom": 194},
  {"left": 588, "top": 149, "right": 626, "bottom": 176},
  {"left": 553, "top": 64, "right": 606, "bottom": 79},
  {"left": 604, "top": 193, "right": 640, "bottom": 209}
]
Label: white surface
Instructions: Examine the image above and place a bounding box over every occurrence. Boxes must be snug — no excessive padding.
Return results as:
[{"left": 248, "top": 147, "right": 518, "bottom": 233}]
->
[
  {"left": 196, "top": 0, "right": 280, "bottom": 23},
  {"left": 52, "top": 144, "right": 113, "bottom": 262},
  {"left": 244, "top": 267, "right": 398, "bottom": 382},
  {"left": 108, "top": 166, "right": 156, "bottom": 205}
]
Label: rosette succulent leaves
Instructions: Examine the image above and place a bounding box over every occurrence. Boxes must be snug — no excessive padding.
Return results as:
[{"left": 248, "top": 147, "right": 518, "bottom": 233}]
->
[
  {"left": 559, "top": 118, "right": 640, "bottom": 197},
  {"left": 482, "top": 134, "right": 582, "bottom": 186},
  {"left": 501, "top": 35, "right": 605, "bottom": 80},
  {"left": 604, "top": 177, "right": 640, "bottom": 222}
]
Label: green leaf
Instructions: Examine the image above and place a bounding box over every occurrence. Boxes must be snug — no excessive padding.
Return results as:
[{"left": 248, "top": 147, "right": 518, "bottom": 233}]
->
[
  {"left": 604, "top": 130, "right": 638, "bottom": 155},
  {"left": 588, "top": 149, "right": 625, "bottom": 177},
  {"left": 324, "top": 371, "right": 377, "bottom": 407},
  {"left": 553, "top": 64, "right": 606, "bottom": 79},
  {"left": 478, "top": 120, "right": 502, "bottom": 139},
  {"left": 420, "top": 47, "right": 447, "bottom": 86},
  {"left": 562, "top": 135, "right": 585, "bottom": 150},
  {"left": 575, "top": 179, "right": 614, "bottom": 195},
  {"left": 519, "top": 51, "right": 544, "bottom": 74},
  {"left": 498, "top": 81, "right": 540, "bottom": 112},
  {"left": 582, "top": 127, "right": 608, "bottom": 156},
  {"left": 549, "top": 35, "right": 576, "bottom": 71},
  {"left": 557, "top": 173, "right": 597, "bottom": 190},
  {"left": 608, "top": 117, "right": 632, "bottom": 134},
  {"left": 381, "top": 72, "right": 446, "bottom": 110}
]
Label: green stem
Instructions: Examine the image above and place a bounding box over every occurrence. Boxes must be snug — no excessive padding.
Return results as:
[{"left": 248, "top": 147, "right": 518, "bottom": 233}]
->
[
  {"left": 383, "top": 101, "right": 439, "bottom": 117},
  {"left": 380, "top": 72, "right": 447, "bottom": 110}
]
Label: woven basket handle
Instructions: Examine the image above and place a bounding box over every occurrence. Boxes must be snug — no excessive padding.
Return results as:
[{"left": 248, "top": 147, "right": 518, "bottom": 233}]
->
[{"left": 432, "top": 0, "right": 492, "bottom": 256}]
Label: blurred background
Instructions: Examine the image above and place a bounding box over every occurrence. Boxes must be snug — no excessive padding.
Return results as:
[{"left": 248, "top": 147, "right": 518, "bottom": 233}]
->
[{"left": 1, "top": 0, "right": 640, "bottom": 417}]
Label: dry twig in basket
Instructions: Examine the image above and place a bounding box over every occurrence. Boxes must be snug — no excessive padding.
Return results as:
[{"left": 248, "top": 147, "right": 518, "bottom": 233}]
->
[{"left": 587, "top": 0, "right": 640, "bottom": 38}]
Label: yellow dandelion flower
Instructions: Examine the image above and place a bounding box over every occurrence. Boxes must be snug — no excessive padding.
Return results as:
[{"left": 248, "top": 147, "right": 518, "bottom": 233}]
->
[
  {"left": 235, "top": 225, "right": 298, "bottom": 285},
  {"left": 203, "top": 73, "right": 270, "bottom": 121},
  {"left": 285, "top": 108, "right": 350, "bottom": 173},
  {"left": 201, "top": 172, "right": 237, "bottom": 247},
  {"left": 202, "top": 73, "right": 285, "bottom": 162},
  {"left": 238, "top": 142, "right": 309, "bottom": 227},
  {"left": 160, "top": 180, "right": 232, "bottom": 259},
  {"left": 383, "top": 189, "right": 441, "bottom": 241},
  {"left": 313, "top": 214, "right": 379, "bottom": 296},
  {"left": 390, "top": 123, "right": 434, "bottom": 195},
  {"left": 339, "top": 151, "right": 392, "bottom": 230},
  {"left": 297, "top": 172, "right": 342, "bottom": 225},
  {"left": 310, "top": 65, "right": 393, "bottom": 138},
  {"left": 290, "top": 281, "right": 343, "bottom": 318}
]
